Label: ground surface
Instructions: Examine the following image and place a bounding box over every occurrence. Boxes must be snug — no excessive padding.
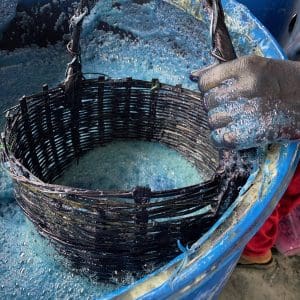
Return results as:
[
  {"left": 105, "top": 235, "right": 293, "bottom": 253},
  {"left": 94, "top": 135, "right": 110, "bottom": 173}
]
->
[{"left": 220, "top": 252, "right": 300, "bottom": 300}]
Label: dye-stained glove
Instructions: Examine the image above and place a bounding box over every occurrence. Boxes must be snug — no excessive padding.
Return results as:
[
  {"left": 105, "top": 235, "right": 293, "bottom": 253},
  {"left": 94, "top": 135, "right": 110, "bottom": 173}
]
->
[{"left": 191, "top": 55, "right": 300, "bottom": 149}]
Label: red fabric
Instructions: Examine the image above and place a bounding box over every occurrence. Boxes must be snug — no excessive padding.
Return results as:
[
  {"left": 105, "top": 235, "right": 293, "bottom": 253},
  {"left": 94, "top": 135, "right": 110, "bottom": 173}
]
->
[{"left": 243, "top": 163, "right": 300, "bottom": 257}]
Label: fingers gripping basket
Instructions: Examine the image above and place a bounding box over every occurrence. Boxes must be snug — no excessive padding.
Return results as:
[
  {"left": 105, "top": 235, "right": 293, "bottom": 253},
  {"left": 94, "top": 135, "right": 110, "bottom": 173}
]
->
[{"left": 1, "top": 1, "right": 250, "bottom": 280}]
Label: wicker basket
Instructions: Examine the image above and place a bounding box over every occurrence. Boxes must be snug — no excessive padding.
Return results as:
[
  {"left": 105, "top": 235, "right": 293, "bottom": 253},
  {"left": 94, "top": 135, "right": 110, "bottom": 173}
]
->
[
  {"left": 1, "top": 76, "right": 250, "bottom": 280},
  {"left": 0, "top": 0, "right": 252, "bottom": 281}
]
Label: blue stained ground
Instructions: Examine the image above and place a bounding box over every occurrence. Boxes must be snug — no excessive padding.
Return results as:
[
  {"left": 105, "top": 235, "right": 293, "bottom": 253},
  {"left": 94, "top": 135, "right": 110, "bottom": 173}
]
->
[{"left": 0, "top": 1, "right": 258, "bottom": 299}]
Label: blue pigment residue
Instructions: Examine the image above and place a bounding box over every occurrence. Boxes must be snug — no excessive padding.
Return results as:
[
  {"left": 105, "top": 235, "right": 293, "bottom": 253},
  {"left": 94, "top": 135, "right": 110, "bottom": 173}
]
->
[{"left": 0, "top": 0, "right": 258, "bottom": 299}]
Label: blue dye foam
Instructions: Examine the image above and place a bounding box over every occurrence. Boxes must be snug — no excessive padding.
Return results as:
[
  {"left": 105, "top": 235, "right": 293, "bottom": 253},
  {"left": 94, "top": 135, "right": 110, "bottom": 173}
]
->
[
  {"left": 0, "top": 0, "right": 258, "bottom": 298},
  {"left": 55, "top": 141, "right": 204, "bottom": 191},
  {"left": 80, "top": 0, "right": 254, "bottom": 89}
]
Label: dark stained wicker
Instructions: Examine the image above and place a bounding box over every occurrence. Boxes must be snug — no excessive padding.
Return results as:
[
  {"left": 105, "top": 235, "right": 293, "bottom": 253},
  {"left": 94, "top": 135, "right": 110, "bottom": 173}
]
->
[
  {"left": 1, "top": 77, "right": 250, "bottom": 280},
  {"left": 0, "top": 0, "right": 254, "bottom": 282}
]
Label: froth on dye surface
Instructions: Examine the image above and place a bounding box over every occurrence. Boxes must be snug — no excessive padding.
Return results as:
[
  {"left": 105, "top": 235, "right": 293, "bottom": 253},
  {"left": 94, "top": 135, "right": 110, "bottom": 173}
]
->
[
  {"left": 80, "top": 0, "right": 256, "bottom": 89},
  {"left": 55, "top": 141, "right": 204, "bottom": 191}
]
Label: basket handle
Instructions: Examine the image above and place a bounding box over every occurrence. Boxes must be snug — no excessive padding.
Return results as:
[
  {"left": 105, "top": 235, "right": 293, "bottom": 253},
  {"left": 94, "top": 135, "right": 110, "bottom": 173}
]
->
[
  {"left": 189, "top": 0, "right": 236, "bottom": 81},
  {"left": 207, "top": 0, "right": 237, "bottom": 62},
  {"left": 64, "top": 0, "right": 91, "bottom": 93}
]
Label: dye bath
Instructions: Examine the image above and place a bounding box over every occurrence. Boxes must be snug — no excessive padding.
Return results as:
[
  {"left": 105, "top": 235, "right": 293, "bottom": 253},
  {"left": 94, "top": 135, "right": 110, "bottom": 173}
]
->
[
  {"left": 55, "top": 141, "right": 204, "bottom": 191},
  {"left": 0, "top": 0, "right": 259, "bottom": 298}
]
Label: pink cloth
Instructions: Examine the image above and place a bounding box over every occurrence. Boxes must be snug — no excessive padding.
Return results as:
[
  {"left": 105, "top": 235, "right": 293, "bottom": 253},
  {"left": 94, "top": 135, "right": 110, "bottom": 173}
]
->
[{"left": 243, "top": 164, "right": 300, "bottom": 257}]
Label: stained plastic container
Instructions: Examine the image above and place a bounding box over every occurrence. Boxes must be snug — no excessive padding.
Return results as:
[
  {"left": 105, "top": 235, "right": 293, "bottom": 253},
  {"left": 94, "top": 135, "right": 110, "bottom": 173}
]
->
[{"left": 276, "top": 206, "right": 300, "bottom": 256}]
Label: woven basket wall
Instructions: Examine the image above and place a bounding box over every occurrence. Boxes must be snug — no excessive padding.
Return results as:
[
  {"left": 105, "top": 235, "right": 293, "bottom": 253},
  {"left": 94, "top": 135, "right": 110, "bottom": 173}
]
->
[{"left": 1, "top": 77, "right": 248, "bottom": 280}]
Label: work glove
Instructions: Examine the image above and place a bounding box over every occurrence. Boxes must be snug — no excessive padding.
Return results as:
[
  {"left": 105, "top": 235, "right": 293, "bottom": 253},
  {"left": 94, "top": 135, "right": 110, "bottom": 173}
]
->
[{"left": 191, "top": 55, "right": 300, "bottom": 150}]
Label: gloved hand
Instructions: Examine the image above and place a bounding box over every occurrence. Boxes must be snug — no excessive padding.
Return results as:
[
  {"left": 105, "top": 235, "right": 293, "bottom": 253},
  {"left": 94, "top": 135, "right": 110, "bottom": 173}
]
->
[{"left": 191, "top": 55, "right": 300, "bottom": 149}]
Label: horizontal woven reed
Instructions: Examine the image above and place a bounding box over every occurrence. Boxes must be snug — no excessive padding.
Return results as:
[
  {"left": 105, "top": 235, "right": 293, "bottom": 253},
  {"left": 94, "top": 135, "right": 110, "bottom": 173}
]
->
[{"left": 1, "top": 77, "right": 249, "bottom": 281}]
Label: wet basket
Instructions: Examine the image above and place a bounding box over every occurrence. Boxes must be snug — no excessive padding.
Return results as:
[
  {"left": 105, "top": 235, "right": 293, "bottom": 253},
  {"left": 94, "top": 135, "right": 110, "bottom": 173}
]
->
[
  {"left": 1, "top": 76, "right": 250, "bottom": 279},
  {"left": 0, "top": 1, "right": 251, "bottom": 281}
]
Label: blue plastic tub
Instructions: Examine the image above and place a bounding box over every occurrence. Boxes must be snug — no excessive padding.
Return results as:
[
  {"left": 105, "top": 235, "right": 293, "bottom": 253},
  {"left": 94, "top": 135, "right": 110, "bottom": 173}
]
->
[
  {"left": 237, "top": 0, "right": 298, "bottom": 45},
  {"left": 100, "top": 1, "right": 300, "bottom": 299}
]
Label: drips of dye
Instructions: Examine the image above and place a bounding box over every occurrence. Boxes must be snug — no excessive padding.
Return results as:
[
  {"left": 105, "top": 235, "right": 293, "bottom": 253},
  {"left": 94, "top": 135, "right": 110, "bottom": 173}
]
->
[{"left": 0, "top": 0, "right": 259, "bottom": 298}]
